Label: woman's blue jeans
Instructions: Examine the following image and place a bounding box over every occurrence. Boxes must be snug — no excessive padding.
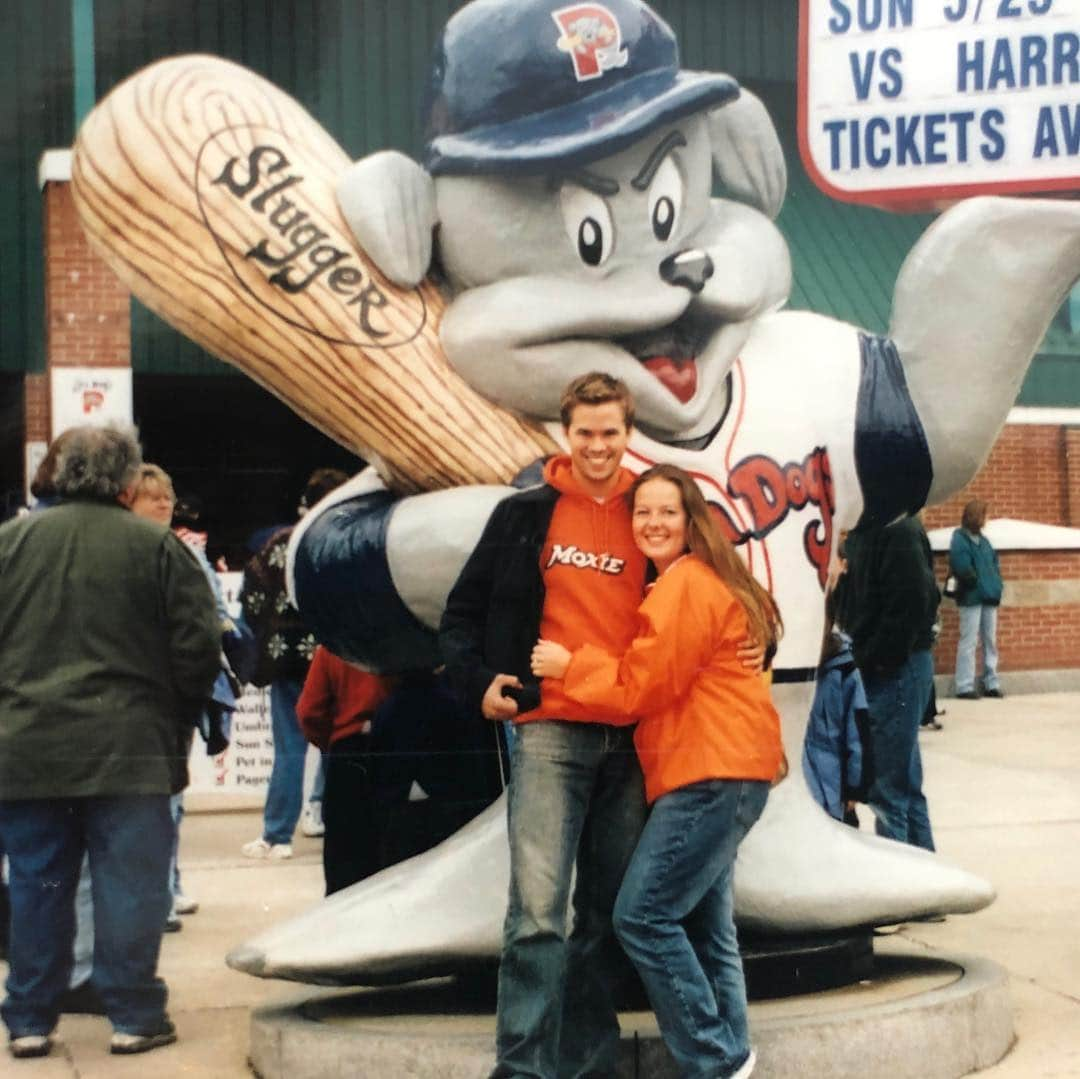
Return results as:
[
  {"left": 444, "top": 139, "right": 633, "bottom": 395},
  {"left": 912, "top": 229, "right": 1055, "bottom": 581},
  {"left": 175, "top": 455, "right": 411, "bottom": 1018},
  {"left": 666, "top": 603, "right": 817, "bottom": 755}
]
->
[
  {"left": 955, "top": 604, "right": 999, "bottom": 694},
  {"left": 613, "top": 779, "right": 768, "bottom": 1079},
  {"left": 0, "top": 794, "right": 173, "bottom": 1037},
  {"left": 494, "top": 719, "right": 646, "bottom": 1079}
]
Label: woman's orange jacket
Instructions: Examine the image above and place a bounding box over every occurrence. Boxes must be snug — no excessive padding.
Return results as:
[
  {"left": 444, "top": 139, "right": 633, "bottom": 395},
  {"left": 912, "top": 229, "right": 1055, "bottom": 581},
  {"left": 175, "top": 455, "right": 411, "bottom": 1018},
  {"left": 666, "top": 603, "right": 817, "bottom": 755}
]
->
[{"left": 563, "top": 556, "right": 782, "bottom": 804}]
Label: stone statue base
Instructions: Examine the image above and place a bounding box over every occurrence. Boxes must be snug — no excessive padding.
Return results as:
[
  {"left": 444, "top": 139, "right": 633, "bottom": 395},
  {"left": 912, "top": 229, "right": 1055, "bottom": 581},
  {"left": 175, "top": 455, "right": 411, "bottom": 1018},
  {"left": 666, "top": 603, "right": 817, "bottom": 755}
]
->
[{"left": 249, "top": 948, "right": 1012, "bottom": 1079}]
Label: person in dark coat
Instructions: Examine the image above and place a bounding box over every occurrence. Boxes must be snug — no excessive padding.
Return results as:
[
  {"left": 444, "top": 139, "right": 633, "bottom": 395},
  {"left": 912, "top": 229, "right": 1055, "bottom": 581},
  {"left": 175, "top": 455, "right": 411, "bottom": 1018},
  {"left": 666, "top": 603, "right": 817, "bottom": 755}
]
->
[
  {"left": 0, "top": 426, "right": 220, "bottom": 1060},
  {"left": 838, "top": 514, "right": 940, "bottom": 851},
  {"left": 239, "top": 468, "right": 349, "bottom": 859}
]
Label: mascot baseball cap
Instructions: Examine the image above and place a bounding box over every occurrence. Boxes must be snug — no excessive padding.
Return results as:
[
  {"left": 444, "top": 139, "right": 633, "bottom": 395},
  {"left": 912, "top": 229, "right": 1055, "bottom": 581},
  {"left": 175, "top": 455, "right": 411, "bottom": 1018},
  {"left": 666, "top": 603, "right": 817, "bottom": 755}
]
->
[{"left": 423, "top": 0, "right": 739, "bottom": 175}]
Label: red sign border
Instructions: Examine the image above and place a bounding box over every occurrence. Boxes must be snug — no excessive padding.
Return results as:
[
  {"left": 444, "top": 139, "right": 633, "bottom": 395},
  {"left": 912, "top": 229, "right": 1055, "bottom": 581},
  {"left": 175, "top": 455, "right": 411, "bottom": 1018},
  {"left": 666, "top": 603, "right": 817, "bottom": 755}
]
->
[{"left": 796, "top": 0, "right": 1080, "bottom": 209}]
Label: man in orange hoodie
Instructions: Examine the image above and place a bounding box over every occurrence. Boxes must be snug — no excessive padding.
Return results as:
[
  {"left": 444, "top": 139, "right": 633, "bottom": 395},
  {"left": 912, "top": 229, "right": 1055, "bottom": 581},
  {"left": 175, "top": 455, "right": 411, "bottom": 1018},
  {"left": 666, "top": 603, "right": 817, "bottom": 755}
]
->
[{"left": 441, "top": 372, "right": 648, "bottom": 1079}]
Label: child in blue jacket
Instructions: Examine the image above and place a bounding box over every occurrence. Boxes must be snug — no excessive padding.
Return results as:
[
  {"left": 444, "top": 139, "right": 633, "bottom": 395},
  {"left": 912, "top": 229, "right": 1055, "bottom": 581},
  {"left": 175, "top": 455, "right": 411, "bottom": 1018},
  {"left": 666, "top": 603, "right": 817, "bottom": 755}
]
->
[{"left": 803, "top": 587, "right": 871, "bottom": 827}]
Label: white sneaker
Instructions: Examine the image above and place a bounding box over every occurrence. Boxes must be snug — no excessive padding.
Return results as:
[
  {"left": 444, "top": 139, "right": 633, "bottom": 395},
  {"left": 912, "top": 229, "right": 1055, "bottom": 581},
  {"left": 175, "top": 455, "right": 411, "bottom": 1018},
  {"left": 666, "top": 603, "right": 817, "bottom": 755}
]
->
[
  {"left": 241, "top": 838, "right": 293, "bottom": 860},
  {"left": 172, "top": 893, "right": 199, "bottom": 915},
  {"left": 9, "top": 1034, "right": 52, "bottom": 1059},
  {"left": 728, "top": 1048, "right": 757, "bottom": 1079},
  {"left": 300, "top": 803, "right": 325, "bottom": 837},
  {"left": 109, "top": 1019, "right": 177, "bottom": 1055}
]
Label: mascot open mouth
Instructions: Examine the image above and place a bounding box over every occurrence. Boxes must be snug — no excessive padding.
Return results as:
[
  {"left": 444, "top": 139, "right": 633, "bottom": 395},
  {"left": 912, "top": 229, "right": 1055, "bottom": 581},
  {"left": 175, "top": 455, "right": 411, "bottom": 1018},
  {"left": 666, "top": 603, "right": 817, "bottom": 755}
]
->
[
  {"left": 616, "top": 314, "right": 715, "bottom": 405},
  {"left": 640, "top": 356, "right": 697, "bottom": 403}
]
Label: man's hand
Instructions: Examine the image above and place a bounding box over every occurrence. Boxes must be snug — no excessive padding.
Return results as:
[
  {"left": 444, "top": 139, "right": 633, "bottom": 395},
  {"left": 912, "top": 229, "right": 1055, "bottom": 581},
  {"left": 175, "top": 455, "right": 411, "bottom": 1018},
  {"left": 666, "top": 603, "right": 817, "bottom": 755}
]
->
[
  {"left": 531, "top": 639, "right": 572, "bottom": 680},
  {"left": 771, "top": 750, "right": 789, "bottom": 787},
  {"left": 737, "top": 637, "right": 766, "bottom": 672},
  {"left": 481, "top": 673, "right": 523, "bottom": 721}
]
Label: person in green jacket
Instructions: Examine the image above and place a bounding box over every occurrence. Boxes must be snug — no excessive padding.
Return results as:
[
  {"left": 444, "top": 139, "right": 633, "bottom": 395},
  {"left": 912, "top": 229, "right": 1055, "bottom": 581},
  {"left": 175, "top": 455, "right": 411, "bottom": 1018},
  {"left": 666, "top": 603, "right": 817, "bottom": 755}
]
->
[
  {"left": 949, "top": 499, "right": 1004, "bottom": 699},
  {"left": 0, "top": 425, "right": 220, "bottom": 1061}
]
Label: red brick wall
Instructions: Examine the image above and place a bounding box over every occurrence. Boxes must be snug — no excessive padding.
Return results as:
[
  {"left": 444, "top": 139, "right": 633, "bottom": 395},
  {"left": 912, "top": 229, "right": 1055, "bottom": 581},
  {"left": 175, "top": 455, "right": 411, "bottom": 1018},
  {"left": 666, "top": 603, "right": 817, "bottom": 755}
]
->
[
  {"left": 22, "top": 179, "right": 133, "bottom": 478},
  {"left": 924, "top": 424, "right": 1080, "bottom": 677},
  {"left": 932, "top": 550, "right": 1080, "bottom": 675},
  {"left": 923, "top": 425, "right": 1072, "bottom": 531},
  {"left": 43, "top": 181, "right": 130, "bottom": 369}
]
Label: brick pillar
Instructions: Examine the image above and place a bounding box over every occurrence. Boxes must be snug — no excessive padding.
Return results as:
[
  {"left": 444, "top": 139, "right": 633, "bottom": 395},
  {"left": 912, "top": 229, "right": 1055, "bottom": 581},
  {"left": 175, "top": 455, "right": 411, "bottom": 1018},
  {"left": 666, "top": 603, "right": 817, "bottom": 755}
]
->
[
  {"left": 24, "top": 374, "right": 49, "bottom": 444},
  {"left": 43, "top": 178, "right": 131, "bottom": 370},
  {"left": 26, "top": 170, "right": 132, "bottom": 478}
]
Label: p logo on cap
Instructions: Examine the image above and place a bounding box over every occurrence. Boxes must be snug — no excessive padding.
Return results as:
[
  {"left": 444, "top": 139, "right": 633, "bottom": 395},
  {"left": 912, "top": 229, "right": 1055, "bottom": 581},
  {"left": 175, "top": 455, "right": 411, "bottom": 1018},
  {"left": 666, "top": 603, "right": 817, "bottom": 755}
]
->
[{"left": 552, "top": 4, "right": 629, "bottom": 82}]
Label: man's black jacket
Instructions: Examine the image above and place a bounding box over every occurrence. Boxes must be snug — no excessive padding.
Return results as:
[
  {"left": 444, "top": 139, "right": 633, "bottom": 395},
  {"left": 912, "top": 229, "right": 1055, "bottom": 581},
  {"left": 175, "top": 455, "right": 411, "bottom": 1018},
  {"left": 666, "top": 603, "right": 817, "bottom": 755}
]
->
[
  {"left": 439, "top": 484, "right": 559, "bottom": 718},
  {"left": 837, "top": 515, "right": 940, "bottom": 676}
]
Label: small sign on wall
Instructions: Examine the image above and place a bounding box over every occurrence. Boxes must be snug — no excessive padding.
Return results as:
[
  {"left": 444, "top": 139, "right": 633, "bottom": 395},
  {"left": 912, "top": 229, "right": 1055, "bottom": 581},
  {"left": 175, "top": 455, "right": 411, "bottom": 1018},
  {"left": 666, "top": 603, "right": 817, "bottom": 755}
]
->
[
  {"left": 799, "top": 0, "right": 1080, "bottom": 206},
  {"left": 50, "top": 367, "right": 133, "bottom": 439}
]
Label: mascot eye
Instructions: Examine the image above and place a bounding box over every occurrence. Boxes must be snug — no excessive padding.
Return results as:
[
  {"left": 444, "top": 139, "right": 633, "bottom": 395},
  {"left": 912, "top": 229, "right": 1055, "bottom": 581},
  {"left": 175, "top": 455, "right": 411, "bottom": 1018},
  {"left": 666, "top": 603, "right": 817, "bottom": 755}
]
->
[
  {"left": 648, "top": 156, "right": 684, "bottom": 243},
  {"left": 560, "top": 184, "right": 614, "bottom": 268}
]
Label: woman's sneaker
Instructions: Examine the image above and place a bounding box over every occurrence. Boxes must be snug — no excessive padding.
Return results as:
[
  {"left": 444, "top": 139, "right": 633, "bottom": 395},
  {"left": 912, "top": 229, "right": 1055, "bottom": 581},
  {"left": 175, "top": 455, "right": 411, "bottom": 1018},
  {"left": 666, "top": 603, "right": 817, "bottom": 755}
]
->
[
  {"left": 110, "top": 1019, "right": 177, "bottom": 1055},
  {"left": 8, "top": 1034, "right": 52, "bottom": 1059},
  {"left": 241, "top": 838, "right": 292, "bottom": 859}
]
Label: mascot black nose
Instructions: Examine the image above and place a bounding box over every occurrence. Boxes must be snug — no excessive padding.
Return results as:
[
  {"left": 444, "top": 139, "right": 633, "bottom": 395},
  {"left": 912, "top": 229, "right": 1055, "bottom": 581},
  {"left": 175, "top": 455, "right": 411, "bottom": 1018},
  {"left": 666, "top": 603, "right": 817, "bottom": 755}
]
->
[{"left": 659, "top": 250, "right": 714, "bottom": 294}]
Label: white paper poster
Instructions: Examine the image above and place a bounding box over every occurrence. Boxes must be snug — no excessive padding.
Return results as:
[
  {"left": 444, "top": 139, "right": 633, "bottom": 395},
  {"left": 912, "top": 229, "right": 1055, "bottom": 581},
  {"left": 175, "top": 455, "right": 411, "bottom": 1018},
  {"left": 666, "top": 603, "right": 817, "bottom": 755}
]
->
[{"left": 50, "top": 366, "right": 133, "bottom": 439}]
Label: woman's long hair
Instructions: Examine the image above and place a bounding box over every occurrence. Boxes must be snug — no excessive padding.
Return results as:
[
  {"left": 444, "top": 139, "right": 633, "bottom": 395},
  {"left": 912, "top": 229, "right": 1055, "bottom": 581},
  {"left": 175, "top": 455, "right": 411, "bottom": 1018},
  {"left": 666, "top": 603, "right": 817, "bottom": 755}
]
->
[
  {"left": 630, "top": 464, "right": 782, "bottom": 651},
  {"left": 961, "top": 499, "right": 987, "bottom": 533}
]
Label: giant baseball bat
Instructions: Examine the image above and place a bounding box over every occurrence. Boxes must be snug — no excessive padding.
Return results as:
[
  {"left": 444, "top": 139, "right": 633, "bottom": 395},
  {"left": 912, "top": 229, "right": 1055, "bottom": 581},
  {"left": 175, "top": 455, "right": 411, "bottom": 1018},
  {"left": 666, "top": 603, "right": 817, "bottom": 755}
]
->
[{"left": 71, "top": 54, "right": 556, "bottom": 493}]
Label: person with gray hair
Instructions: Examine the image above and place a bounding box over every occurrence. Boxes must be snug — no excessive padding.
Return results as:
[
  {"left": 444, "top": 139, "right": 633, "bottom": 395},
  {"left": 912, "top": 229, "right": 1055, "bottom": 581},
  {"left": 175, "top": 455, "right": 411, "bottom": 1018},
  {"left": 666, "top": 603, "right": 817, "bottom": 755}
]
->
[
  {"left": 52, "top": 423, "right": 143, "bottom": 500},
  {"left": 0, "top": 424, "right": 221, "bottom": 1060}
]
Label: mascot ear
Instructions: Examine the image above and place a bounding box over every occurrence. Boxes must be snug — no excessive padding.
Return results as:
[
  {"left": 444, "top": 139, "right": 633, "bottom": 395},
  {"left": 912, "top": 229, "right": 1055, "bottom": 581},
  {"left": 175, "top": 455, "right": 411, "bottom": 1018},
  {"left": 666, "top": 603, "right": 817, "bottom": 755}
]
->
[
  {"left": 337, "top": 151, "right": 438, "bottom": 288},
  {"left": 707, "top": 90, "right": 787, "bottom": 221}
]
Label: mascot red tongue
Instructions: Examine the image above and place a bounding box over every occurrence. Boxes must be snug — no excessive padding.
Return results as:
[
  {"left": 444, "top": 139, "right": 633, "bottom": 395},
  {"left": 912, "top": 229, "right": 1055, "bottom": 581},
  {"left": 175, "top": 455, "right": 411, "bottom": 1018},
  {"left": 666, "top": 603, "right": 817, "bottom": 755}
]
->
[{"left": 642, "top": 356, "right": 698, "bottom": 403}]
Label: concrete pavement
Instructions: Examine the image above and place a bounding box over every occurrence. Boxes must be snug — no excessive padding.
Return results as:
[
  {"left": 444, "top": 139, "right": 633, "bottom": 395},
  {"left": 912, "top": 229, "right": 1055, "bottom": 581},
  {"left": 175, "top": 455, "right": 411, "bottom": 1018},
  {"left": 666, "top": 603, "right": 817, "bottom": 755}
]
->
[{"left": 2, "top": 690, "right": 1079, "bottom": 1077}]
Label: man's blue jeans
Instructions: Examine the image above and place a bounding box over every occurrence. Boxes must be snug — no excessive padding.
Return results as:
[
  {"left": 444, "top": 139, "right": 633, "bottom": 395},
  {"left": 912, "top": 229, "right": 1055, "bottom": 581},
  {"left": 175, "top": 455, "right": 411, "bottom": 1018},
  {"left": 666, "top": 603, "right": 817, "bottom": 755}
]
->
[
  {"left": 863, "top": 649, "right": 935, "bottom": 851},
  {"left": 263, "top": 678, "right": 307, "bottom": 845},
  {"left": 493, "top": 720, "right": 646, "bottom": 1079},
  {"left": 613, "top": 780, "right": 768, "bottom": 1079},
  {"left": 0, "top": 794, "right": 173, "bottom": 1037},
  {"left": 955, "top": 604, "right": 999, "bottom": 694}
]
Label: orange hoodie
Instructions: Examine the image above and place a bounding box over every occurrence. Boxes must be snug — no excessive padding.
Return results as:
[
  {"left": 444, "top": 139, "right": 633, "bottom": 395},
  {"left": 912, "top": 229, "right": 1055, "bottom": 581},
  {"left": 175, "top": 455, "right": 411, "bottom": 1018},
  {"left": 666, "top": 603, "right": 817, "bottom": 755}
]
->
[
  {"left": 562, "top": 556, "right": 782, "bottom": 803},
  {"left": 522, "top": 456, "right": 647, "bottom": 725}
]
